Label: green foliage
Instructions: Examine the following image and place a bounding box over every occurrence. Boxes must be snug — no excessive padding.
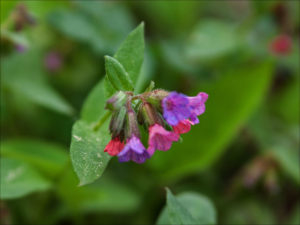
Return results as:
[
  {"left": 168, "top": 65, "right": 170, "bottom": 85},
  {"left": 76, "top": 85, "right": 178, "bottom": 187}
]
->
[
  {"left": 1, "top": 139, "right": 68, "bottom": 178},
  {"left": 105, "top": 56, "right": 134, "bottom": 91},
  {"left": 1, "top": 50, "right": 74, "bottom": 115},
  {"left": 150, "top": 62, "right": 272, "bottom": 181},
  {"left": 157, "top": 188, "right": 216, "bottom": 225},
  {"left": 70, "top": 23, "right": 145, "bottom": 185},
  {"left": 0, "top": 158, "right": 51, "bottom": 199},
  {"left": 184, "top": 20, "right": 240, "bottom": 61}
]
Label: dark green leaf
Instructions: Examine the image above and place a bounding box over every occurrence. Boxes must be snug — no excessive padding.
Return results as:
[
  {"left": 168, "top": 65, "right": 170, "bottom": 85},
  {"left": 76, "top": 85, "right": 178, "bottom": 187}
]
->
[
  {"left": 0, "top": 158, "right": 51, "bottom": 199},
  {"left": 1, "top": 139, "right": 68, "bottom": 178},
  {"left": 105, "top": 56, "right": 134, "bottom": 91},
  {"left": 57, "top": 168, "right": 140, "bottom": 213},
  {"left": 70, "top": 120, "right": 111, "bottom": 186}
]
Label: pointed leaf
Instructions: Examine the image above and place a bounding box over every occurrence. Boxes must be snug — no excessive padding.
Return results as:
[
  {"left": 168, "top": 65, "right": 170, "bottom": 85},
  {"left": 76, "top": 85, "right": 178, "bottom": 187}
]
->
[{"left": 105, "top": 56, "right": 134, "bottom": 91}]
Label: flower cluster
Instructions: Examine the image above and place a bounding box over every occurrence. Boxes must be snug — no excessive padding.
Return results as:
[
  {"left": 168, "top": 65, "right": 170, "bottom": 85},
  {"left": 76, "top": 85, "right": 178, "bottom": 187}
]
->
[{"left": 104, "top": 89, "right": 208, "bottom": 163}]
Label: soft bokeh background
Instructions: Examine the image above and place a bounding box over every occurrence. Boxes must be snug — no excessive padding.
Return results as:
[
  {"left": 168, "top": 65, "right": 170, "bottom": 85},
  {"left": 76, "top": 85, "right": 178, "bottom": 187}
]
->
[{"left": 1, "top": 1, "right": 299, "bottom": 224}]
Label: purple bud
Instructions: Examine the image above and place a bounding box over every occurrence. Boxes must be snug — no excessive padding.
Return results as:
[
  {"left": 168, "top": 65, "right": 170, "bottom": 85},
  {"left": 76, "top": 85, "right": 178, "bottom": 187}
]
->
[{"left": 15, "top": 44, "right": 26, "bottom": 53}]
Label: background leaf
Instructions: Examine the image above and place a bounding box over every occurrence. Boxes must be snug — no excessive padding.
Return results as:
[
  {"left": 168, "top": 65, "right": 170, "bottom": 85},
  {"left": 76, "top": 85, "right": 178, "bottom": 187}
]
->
[
  {"left": 157, "top": 189, "right": 216, "bottom": 225},
  {"left": 0, "top": 158, "right": 51, "bottom": 199},
  {"left": 1, "top": 51, "right": 74, "bottom": 115},
  {"left": 1, "top": 139, "right": 68, "bottom": 178}
]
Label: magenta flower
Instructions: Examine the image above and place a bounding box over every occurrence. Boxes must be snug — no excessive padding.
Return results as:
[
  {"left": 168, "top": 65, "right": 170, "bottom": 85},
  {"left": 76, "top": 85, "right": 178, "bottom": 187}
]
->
[
  {"left": 162, "top": 92, "right": 191, "bottom": 126},
  {"left": 172, "top": 119, "right": 193, "bottom": 134},
  {"left": 187, "top": 92, "right": 208, "bottom": 124},
  {"left": 118, "top": 136, "right": 150, "bottom": 163},
  {"left": 44, "top": 51, "right": 62, "bottom": 72},
  {"left": 147, "top": 124, "right": 179, "bottom": 156}
]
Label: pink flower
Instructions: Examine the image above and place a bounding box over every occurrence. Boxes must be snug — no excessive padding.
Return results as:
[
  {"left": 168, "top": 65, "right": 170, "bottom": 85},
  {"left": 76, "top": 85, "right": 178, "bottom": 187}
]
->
[
  {"left": 147, "top": 124, "right": 179, "bottom": 156},
  {"left": 172, "top": 119, "right": 193, "bottom": 134},
  {"left": 104, "top": 137, "right": 125, "bottom": 156},
  {"left": 187, "top": 92, "right": 208, "bottom": 124}
]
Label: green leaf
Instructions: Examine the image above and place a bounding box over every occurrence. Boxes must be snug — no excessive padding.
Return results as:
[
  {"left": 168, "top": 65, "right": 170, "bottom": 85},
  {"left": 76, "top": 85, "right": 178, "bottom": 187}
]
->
[
  {"left": 70, "top": 120, "right": 111, "bottom": 186},
  {"left": 114, "top": 22, "right": 145, "bottom": 85},
  {"left": 150, "top": 62, "right": 272, "bottom": 181},
  {"left": 1, "top": 139, "right": 68, "bottom": 178},
  {"left": 48, "top": 2, "right": 134, "bottom": 53},
  {"left": 0, "top": 158, "right": 51, "bottom": 199},
  {"left": 157, "top": 189, "right": 216, "bottom": 225},
  {"left": 184, "top": 20, "right": 240, "bottom": 61},
  {"left": 71, "top": 23, "right": 145, "bottom": 185},
  {"left": 2, "top": 51, "right": 74, "bottom": 115},
  {"left": 105, "top": 56, "right": 134, "bottom": 91}
]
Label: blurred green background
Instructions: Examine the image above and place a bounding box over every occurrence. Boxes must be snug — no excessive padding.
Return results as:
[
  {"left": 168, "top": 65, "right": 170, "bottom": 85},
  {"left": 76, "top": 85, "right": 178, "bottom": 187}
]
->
[{"left": 0, "top": 1, "right": 299, "bottom": 224}]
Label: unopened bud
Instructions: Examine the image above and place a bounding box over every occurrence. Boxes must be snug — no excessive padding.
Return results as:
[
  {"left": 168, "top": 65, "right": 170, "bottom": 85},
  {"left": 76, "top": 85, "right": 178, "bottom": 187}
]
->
[
  {"left": 145, "top": 89, "right": 169, "bottom": 111},
  {"left": 109, "top": 106, "right": 126, "bottom": 139},
  {"left": 139, "top": 102, "right": 164, "bottom": 127},
  {"left": 106, "top": 91, "right": 127, "bottom": 111},
  {"left": 125, "top": 108, "right": 140, "bottom": 139}
]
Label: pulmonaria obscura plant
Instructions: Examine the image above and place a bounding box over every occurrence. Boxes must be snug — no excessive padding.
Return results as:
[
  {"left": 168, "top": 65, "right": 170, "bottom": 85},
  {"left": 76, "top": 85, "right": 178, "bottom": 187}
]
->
[
  {"left": 104, "top": 89, "right": 208, "bottom": 163},
  {"left": 70, "top": 23, "right": 208, "bottom": 185}
]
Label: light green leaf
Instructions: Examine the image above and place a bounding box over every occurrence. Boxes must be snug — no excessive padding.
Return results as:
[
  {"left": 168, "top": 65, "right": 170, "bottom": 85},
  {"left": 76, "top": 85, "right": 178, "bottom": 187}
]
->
[
  {"left": 1, "top": 139, "right": 68, "bottom": 178},
  {"left": 105, "top": 56, "right": 134, "bottom": 91},
  {"left": 114, "top": 22, "right": 144, "bottom": 85},
  {"left": 71, "top": 23, "right": 145, "bottom": 185},
  {"left": 1, "top": 51, "right": 74, "bottom": 115},
  {"left": 0, "top": 158, "right": 51, "bottom": 199},
  {"left": 184, "top": 20, "right": 240, "bottom": 61},
  {"left": 150, "top": 62, "right": 272, "bottom": 181},
  {"left": 157, "top": 189, "right": 216, "bottom": 225},
  {"left": 70, "top": 120, "right": 111, "bottom": 186}
]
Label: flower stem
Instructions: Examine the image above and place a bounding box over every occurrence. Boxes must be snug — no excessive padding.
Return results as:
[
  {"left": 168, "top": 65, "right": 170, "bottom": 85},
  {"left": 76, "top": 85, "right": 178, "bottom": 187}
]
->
[{"left": 93, "top": 111, "right": 111, "bottom": 131}]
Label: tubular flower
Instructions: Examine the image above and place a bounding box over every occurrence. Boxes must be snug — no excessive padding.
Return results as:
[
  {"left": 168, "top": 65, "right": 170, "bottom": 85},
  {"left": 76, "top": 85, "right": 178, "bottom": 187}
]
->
[
  {"left": 104, "top": 137, "right": 125, "bottom": 156},
  {"left": 187, "top": 92, "right": 208, "bottom": 124},
  {"left": 147, "top": 124, "right": 179, "bottom": 156},
  {"left": 172, "top": 119, "right": 193, "bottom": 134},
  {"left": 118, "top": 136, "right": 150, "bottom": 163},
  {"left": 162, "top": 92, "right": 191, "bottom": 126},
  {"left": 103, "top": 87, "right": 208, "bottom": 164}
]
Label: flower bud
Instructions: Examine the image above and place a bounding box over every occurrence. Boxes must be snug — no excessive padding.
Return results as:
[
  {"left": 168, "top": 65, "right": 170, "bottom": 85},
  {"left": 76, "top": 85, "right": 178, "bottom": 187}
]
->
[
  {"left": 145, "top": 89, "right": 169, "bottom": 111},
  {"left": 125, "top": 107, "right": 140, "bottom": 139},
  {"left": 105, "top": 91, "right": 127, "bottom": 111},
  {"left": 139, "top": 102, "right": 164, "bottom": 127},
  {"left": 109, "top": 106, "right": 126, "bottom": 139}
]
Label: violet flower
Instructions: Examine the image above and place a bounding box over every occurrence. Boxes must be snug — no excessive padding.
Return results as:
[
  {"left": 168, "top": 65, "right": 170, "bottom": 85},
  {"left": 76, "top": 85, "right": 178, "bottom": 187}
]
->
[{"left": 118, "top": 136, "right": 150, "bottom": 163}]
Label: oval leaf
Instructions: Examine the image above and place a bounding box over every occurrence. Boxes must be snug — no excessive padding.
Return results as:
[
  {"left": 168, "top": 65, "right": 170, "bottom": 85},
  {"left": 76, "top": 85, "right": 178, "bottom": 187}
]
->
[
  {"left": 105, "top": 56, "right": 134, "bottom": 91},
  {"left": 70, "top": 120, "right": 111, "bottom": 186}
]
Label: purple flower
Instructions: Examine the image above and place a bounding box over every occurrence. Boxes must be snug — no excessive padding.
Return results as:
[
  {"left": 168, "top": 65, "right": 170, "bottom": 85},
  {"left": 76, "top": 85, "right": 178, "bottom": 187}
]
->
[
  {"left": 162, "top": 92, "right": 191, "bottom": 126},
  {"left": 118, "top": 136, "right": 150, "bottom": 164},
  {"left": 15, "top": 44, "right": 26, "bottom": 53},
  {"left": 147, "top": 124, "right": 179, "bottom": 156},
  {"left": 187, "top": 92, "right": 208, "bottom": 124}
]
